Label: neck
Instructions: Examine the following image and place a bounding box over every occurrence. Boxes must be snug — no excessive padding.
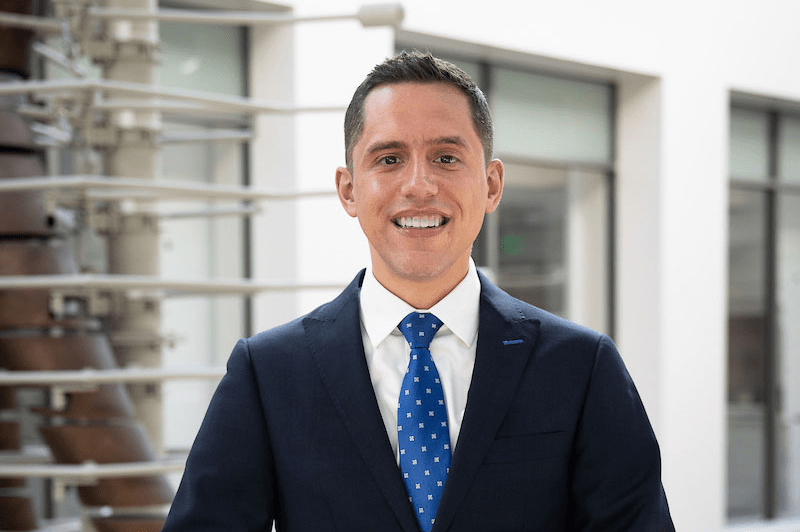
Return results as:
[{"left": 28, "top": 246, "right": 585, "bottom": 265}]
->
[{"left": 371, "top": 263, "right": 469, "bottom": 310}]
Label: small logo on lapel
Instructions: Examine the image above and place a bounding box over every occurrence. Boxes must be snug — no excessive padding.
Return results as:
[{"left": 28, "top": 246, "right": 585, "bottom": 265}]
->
[{"left": 503, "top": 339, "right": 523, "bottom": 345}]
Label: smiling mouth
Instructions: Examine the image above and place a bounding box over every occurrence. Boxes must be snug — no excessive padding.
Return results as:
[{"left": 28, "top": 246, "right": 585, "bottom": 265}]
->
[{"left": 392, "top": 215, "right": 449, "bottom": 229}]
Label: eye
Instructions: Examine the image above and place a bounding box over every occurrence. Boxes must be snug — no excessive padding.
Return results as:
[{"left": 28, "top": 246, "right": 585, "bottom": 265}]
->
[
  {"left": 435, "top": 155, "right": 458, "bottom": 164},
  {"left": 379, "top": 155, "right": 400, "bottom": 165}
]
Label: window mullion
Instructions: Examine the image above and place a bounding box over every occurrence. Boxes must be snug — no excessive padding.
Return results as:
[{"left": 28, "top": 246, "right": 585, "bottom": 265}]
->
[{"left": 763, "top": 110, "right": 779, "bottom": 519}]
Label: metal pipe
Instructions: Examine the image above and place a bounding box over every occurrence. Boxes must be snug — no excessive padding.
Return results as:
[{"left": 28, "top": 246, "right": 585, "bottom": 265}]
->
[
  {"left": 0, "top": 3, "right": 405, "bottom": 33},
  {"left": 0, "top": 78, "right": 345, "bottom": 114},
  {"left": 31, "top": 42, "right": 87, "bottom": 77},
  {"left": 156, "top": 205, "right": 262, "bottom": 220},
  {"left": 31, "top": 518, "right": 82, "bottom": 532},
  {"left": 0, "top": 459, "right": 186, "bottom": 480},
  {"left": 0, "top": 174, "right": 336, "bottom": 201},
  {"left": 0, "top": 367, "right": 226, "bottom": 386},
  {"left": 0, "top": 11, "right": 63, "bottom": 32},
  {"left": 86, "top": 7, "right": 355, "bottom": 25},
  {"left": 85, "top": 4, "right": 404, "bottom": 28},
  {"left": 0, "top": 273, "right": 345, "bottom": 294},
  {"left": 159, "top": 129, "right": 254, "bottom": 143}
]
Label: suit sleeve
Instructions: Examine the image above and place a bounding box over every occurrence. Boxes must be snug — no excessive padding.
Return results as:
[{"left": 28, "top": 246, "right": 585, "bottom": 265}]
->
[
  {"left": 569, "top": 335, "right": 675, "bottom": 532},
  {"left": 162, "top": 338, "right": 275, "bottom": 531}
]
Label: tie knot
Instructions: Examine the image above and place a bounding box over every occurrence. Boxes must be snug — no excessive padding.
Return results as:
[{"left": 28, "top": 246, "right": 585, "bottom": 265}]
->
[{"left": 399, "top": 312, "right": 443, "bottom": 349}]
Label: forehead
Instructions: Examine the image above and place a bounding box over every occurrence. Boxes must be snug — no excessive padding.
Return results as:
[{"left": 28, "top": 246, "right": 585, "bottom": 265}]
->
[{"left": 360, "top": 82, "right": 475, "bottom": 139}]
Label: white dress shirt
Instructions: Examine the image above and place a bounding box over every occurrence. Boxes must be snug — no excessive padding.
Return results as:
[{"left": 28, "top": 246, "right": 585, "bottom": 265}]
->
[{"left": 359, "top": 259, "right": 480, "bottom": 464}]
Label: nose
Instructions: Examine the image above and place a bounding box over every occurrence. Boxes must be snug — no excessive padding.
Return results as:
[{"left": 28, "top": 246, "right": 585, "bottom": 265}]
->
[{"left": 401, "top": 157, "right": 438, "bottom": 198}]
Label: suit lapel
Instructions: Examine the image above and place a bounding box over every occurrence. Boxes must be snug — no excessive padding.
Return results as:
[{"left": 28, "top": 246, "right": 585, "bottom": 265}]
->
[
  {"left": 433, "top": 273, "right": 540, "bottom": 532},
  {"left": 303, "top": 271, "right": 421, "bottom": 532}
]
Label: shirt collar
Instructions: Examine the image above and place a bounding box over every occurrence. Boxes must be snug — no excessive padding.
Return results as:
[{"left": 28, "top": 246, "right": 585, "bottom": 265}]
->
[{"left": 359, "top": 259, "right": 481, "bottom": 348}]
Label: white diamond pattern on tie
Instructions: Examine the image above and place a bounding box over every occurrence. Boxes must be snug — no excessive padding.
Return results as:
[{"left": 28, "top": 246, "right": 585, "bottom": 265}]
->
[{"left": 398, "top": 312, "right": 450, "bottom": 532}]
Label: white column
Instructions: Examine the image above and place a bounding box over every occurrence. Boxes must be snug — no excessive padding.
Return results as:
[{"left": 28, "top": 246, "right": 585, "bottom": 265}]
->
[
  {"left": 616, "top": 74, "right": 664, "bottom": 419},
  {"left": 249, "top": 22, "right": 299, "bottom": 331},
  {"left": 661, "top": 74, "right": 728, "bottom": 532},
  {"left": 101, "top": 0, "right": 164, "bottom": 453},
  {"left": 292, "top": 20, "right": 394, "bottom": 314}
]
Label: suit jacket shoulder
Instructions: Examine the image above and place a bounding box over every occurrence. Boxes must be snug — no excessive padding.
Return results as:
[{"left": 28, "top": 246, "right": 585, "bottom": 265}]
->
[
  {"left": 478, "top": 268, "right": 600, "bottom": 335},
  {"left": 252, "top": 268, "right": 364, "bottom": 334}
]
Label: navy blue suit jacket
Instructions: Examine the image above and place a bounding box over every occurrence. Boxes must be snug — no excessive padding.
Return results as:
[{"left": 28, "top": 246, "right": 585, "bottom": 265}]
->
[{"left": 163, "top": 271, "right": 674, "bottom": 531}]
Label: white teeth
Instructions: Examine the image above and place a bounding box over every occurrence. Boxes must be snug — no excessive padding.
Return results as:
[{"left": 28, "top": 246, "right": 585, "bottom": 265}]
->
[{"left": 396, "top": 216, "right": 444, "bottom": 229}]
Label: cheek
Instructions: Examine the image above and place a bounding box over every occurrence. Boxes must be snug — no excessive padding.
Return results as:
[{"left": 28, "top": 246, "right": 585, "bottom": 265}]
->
[
  {"left": 462, "top": 186, "right": 489, "bottom": 212},
  {"left": 356, "top": 182, "right": 390, "bottom": 213},
  {"left": 354, "top": 195, "right": 385, "bottom": 233}
]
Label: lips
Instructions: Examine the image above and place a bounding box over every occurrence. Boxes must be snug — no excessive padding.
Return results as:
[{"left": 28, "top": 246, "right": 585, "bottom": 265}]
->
[{"left": 392, "top": 215, "right": 449, "bottom": 229}]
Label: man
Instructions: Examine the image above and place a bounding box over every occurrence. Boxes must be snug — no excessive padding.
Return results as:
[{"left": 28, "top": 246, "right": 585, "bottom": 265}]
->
[{"left": 162, "top": 51, "right": 674, "bottom": 532}]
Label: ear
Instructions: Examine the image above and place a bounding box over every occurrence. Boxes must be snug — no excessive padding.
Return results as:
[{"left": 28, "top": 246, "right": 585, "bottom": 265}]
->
[
  {"left": 335, "top": 166, "right": 358, "bottom": 218},
  {"left": 484, "top": 158, "right": 504, "bottom": 213}
]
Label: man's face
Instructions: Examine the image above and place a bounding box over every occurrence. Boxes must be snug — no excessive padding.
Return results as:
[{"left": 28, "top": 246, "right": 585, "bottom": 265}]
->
[{"left": 336, "top": 82, "right": 503, "bottom": 293}]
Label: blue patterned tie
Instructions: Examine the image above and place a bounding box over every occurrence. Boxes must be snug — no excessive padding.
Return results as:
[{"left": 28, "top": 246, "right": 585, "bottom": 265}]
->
[{"left": 398, "top": 312, "right": 451, "bottom": 532}]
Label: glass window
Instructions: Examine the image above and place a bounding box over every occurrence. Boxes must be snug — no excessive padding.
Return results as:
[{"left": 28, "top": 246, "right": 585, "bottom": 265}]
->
[
  {"left": 492, "top": 68, "right": 613, "bottom": 165},
  {"left": 727, "top": 189, "right": 767, "bottom": 518},
  {"left": 473, "top": 162, "right": 609, "bottom": 333},
  {"left": 730, "top": 108, "right": 770, "bottom": 181},
  {"left": 157, "top": 21, "right": 248, "bottom": 456},
  {"left": 728, "top": 106, "right": 800, "bottom": 521},
  {"left": 158, "top": 21, "right": 244, "bottom": 95},
  {"left": 777, "top": 193, "right": 800, "bottom": 517},
  {"left": 475, "top": 163, "right": 567, "bottom": 315},
  {"left": 778, "top": 115, "right": 800, "bottom": 182}
]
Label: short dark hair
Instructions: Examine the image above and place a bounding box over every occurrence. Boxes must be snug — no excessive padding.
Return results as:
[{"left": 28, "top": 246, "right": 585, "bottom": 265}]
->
[{"left": 344, "top": 50, "right": 493, "bottom": 171}]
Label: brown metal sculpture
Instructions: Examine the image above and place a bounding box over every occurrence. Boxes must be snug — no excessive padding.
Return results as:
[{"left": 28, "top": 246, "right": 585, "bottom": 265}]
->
[
  {"left": 39, "top": 425, "right": 173, "bottom": 508},
  {"left": 0, "top": 334, "right": 135, "bottom": 420},
  {"left": 0, "top": 240, "right": 80, "bottom": 329},
  {"left": 0, "top": 420, "right": 26, "bottom": 495},
  {"left": 91, "top": 516, "right": 167, "bottom": 532},
  {"left": 0, "top": 2, "right": 170, "bottom": 530},
  {"left": 0, "top": 497, "right": 37, "bottom": 531},
  {"left": 0, "top": 153, "right": 56, "bottom": 237},
  {"left": 1, "top": 0, "right": 42, "bottom": 526},
  {"left": 0, "top": 1, "right": 33, "bottom": 80},
  {"left": 0, "top": 421, "right": 35, "bottom": 530}
]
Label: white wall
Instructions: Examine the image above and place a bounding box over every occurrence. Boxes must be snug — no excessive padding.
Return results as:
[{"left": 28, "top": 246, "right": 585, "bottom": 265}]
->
[{"left": 248, "top": 2, "right": 800, "bottom": 531}]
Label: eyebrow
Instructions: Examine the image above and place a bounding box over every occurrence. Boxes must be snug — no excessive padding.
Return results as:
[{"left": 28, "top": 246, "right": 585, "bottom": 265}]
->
[
  {"left": 365, "top": 136, "right": 468, "bottom": 155},
  {"left": 430, "top": 136, "right": 468, "bottom": 149},
  {"left": 366, "top": 140, "right": 406, "bottom": 155}
]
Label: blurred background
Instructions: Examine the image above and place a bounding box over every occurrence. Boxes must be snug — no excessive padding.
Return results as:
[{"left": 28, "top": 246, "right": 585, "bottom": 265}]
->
[{"left": 0, "top": 0, "right": 799, "bottom": 531}]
